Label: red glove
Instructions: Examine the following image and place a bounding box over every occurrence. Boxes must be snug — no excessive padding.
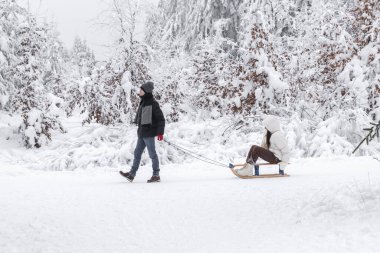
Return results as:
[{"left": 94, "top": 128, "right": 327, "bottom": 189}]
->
[{"left": 157, "top": 134, "right": 164, "bottom": 141}]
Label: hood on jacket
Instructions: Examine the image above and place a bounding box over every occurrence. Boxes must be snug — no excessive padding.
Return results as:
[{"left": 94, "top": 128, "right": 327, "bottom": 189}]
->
[{"left": 263, "top": 115, "right": 281, "bottom": 133}]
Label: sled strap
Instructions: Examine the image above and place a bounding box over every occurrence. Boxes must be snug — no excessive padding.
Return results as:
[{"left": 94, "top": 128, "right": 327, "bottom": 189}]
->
[{"left": 164, "top": 139, "right": 229, "bottom": 168}]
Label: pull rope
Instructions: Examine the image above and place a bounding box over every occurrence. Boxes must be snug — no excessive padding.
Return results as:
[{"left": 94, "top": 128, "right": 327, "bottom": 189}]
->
[{"left": 163, "top": 139, "right": 228, "bottom": 168}]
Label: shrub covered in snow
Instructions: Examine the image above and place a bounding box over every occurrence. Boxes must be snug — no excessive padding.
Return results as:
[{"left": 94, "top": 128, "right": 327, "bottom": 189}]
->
[{"left": 20, "top": 109, "right": 65, "bottom": 149}]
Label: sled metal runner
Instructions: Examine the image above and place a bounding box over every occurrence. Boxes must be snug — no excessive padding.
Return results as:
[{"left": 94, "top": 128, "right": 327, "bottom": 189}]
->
[{"left": 230, "top": 163, "right": 290, "bottom": 179}]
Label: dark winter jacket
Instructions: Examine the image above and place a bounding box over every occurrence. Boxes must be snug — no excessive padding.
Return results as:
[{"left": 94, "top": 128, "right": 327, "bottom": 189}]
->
[{"left": 134, "top": 93, "right": 165, "bottom": 138}]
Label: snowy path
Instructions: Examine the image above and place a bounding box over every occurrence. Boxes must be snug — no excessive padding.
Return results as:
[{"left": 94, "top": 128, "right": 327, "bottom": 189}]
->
[{"left": 1, "top": 157, "right": 380, "bottom": 253}]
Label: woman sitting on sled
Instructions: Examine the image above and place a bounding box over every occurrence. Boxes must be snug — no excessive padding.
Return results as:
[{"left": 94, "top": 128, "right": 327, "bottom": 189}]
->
[{"left": 236, "top": 115, "right": 290, "bottom": 176}]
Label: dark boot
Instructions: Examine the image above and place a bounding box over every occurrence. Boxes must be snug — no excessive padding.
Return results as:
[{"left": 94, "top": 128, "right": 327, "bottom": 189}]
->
[
  {"left": 119, "top": 171, "right": 134, "bottom": 182},
  {"left": 147, "top": 175, "right": 161, "bottom": 183},
  {"left": 279, "top": 169, "right": 285, "bottom": 175}
]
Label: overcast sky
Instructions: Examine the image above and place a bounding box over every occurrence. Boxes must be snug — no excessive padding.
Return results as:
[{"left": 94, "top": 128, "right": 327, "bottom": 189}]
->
[{"left": 19, "top": 0, "right": 159, "bottom": 60}]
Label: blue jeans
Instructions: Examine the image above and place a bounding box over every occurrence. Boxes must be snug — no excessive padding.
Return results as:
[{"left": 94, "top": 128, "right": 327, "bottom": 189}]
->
[{"left": 130, "top": 137, "right": 160, "bottom": 176}]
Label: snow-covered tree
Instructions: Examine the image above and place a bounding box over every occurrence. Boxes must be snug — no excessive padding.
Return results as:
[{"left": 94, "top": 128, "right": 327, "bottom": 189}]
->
[
  {"left": 10, "top": 14, "right": 64, "bottom": 148},
  {"left": 142, "top": 0, "right": 380, "bottom": 156},
  {"left": 83, "top": 63, "right": 122, "bottom": 125},
  {"left": 62, "top": 40, "right": 94, "bottom": 117},
  {"left": 238, "top": 6, "right": 288, "bottom": 115},
  {"left": 0, "top": 0, "right": 27, "bottom": 110},
  {"left": 147, "top": 0, "right": 289, "bottom": 117},
  {"left": 70, "top": 36, "right": 95, "bottom": 79},
  {"left": 42, "top": 22, "right": 70, "bottom": 99},
  {"left": 82, "top": 0, "right": 151, "bottom": 125},
  {"left": 11, "top": 16, "right": 46, "bottom": 113},
  {"left": 351, "top": 0, "right": 380, "bottom": 49},
  {"left": 146, "top": 0, "right": 242, "bottom": 52},
  {"left": 191, "top": 29, "right": 242, "bottom": 117},
  {"left": 0, "top": 25, "right": 7, "bottom": 109}
]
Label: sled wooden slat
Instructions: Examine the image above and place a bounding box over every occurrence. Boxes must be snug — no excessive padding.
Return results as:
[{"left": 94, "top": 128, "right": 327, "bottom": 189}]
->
[
  {"left": 233, "top": 162, "right": 289, "bottom": 167},
  {"left": 230, "top": 168, "right": 290, "bottom": 179}
]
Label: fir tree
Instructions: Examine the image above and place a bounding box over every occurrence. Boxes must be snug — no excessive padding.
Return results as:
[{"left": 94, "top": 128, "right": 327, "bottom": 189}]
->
[
  {"left": 0, "top": 0, "right": 26, "bottom": 110},
  {"left": 71, "top": 36, "right": 95, "bottom": 78},
  {"left": 43, "top": 22, "right": 69, "bottom": 99},
  {"left": 10, "top": 15, "right": 64, "bottom": 148}
]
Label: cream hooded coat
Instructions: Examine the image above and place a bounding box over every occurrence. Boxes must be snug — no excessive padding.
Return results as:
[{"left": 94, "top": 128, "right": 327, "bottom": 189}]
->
[{"left": 261, "top": 116, "right": 290, "bottom": 163}]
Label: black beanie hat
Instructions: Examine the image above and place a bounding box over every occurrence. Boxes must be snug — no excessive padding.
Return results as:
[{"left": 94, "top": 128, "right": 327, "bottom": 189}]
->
[{"left": 141, "top": 81, "right": 154, "bottom": 93}]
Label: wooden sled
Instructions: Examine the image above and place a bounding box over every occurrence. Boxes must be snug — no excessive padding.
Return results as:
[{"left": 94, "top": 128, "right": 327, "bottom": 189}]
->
[{"left": 230, "top": 163, "right": 290, "bottom": 179}]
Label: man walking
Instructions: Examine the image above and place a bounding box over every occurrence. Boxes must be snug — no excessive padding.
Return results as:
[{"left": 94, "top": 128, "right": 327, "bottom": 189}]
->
[{"left": 119, "top": 81, "right": 165, "bottom": 183}]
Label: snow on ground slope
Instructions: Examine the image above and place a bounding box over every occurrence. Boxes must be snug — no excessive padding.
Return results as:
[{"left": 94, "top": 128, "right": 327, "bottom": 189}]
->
[
  {"left": 1, "top": 113, "right": 380, "bottom": 252},
  {"left": 1, "top": 112, "right": 379, "bottom": 172},
  {"left": 0, "top": 114, "right": 265, "bottom": 171},
  {"left": 1, "top": 156, "right": 380, "bottom": 253}
]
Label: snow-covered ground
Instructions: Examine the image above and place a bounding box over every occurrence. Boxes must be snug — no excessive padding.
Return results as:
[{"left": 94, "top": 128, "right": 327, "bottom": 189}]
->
[
  {"left": 1, "top": 114, "right": 380, "bottom": 253},
  {"left": 1, "top": 156, "right": 380, "bottom": 252}
]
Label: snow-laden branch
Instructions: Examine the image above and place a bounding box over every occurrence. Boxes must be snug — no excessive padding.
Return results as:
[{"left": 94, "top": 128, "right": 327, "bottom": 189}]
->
[{"left": 353, "top": 121, "right": 380, "bottom": 154}]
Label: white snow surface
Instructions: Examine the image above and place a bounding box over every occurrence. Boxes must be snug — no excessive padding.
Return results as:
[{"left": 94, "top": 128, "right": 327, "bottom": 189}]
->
[
  {"left": 1, "top": 115, "right": 380, "bottom": 252},
  {"left": 1, "top": 155, "right": 380, "bottom": 253}
]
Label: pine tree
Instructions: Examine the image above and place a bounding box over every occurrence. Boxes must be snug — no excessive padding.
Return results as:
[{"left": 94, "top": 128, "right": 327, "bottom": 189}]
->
[
  {"left": 11, "top": 15, "right": 64, "bottom": 148},
  {"left": 0, "top": 24, "right": 7, "bottom": 109},
  {"left": 83, "top": 63, "right": 122, "bottom": 125},
  {"left": 43, "top": 22, "right": 70, "bottom": 99},
  {"left": 64, "top": 36, "right": 96, "bottom": 117},
  {"left": 71, "top": 36, "right": 95, "bottom": 78},
  {"left": 0, "top": 0, "right": 27, "bottom": 110},
  {"left": 11, "top": 17, "right": 46, "bottom": 113},
  {"left": 64, "top": 78, "right": 87, "bottom": 117}
]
